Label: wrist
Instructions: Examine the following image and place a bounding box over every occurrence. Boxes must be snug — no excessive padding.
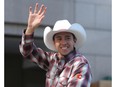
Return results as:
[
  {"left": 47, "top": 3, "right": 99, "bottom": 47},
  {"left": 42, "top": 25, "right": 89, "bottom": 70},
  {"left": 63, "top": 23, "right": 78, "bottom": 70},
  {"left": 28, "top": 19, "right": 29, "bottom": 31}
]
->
[{"left": 25, "top": 27, "right": 34, "bottom": 35}]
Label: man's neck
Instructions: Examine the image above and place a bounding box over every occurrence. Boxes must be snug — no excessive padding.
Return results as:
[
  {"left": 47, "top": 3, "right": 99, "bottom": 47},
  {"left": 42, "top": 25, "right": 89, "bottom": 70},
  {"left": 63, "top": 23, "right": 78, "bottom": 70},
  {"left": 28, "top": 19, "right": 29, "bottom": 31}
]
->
[{"left": 57, "top": 48, "right": 76, "bottom": 60}]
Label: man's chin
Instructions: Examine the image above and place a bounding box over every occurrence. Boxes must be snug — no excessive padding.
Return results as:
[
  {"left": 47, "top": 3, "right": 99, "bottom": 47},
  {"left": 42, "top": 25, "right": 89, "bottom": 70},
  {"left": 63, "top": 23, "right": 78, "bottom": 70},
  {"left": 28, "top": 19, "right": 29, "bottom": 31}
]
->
[{"left": 60, "top": 52, "right": 69, "bottom": 56}]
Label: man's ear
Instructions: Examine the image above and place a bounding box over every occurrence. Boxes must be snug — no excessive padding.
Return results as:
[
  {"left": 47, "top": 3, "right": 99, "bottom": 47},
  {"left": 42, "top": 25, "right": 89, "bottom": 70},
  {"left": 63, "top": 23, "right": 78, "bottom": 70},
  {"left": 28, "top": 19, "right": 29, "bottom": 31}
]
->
[
  {"left": 74, "top": 39, "right": 77, "bottom": 43},
  {"left": 53, "top": 40, "right": 55, "bottom": 45}
]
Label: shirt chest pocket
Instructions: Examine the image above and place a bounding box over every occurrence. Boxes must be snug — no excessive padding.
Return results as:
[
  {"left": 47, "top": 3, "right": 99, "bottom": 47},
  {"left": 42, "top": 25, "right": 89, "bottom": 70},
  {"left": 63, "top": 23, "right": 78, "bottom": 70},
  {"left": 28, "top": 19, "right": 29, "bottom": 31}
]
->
[
  {"left": 57, "top": 63, "right": 73, "bottom": 86},
  {"left": 58, "top": 76, "right": 69, "bottom": 86}
]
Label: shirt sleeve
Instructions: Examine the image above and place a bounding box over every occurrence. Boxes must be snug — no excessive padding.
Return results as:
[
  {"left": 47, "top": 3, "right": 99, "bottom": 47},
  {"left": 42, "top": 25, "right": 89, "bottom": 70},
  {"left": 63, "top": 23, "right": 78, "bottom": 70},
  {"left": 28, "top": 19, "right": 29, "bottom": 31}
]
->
[
  {"left": 19, "top": 29, "right": 52, "bottom": 71},
  {"left": 67, "top": 62, "right": 92, "bottom": 87}
]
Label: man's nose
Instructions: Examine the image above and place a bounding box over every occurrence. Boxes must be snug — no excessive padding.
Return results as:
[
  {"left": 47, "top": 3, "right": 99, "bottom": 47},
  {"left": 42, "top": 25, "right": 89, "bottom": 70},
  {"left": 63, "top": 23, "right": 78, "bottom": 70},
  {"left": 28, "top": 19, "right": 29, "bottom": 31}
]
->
[{"left": 61, "top": 39, "right": 67, "bottom": 44}]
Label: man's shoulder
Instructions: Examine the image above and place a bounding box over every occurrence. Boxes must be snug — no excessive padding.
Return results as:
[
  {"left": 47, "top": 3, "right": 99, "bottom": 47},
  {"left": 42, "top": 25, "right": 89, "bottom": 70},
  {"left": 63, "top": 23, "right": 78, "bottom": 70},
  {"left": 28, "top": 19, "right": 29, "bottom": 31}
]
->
[{"left": 67, "top": 54, "right": 88, "bottom": 67}]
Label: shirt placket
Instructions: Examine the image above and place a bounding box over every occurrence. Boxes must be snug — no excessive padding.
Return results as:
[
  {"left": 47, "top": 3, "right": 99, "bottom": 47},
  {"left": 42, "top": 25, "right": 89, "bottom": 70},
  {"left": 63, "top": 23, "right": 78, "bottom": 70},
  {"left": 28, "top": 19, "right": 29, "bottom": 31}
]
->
[{"left": 54, "top": 60, "right": 65, "bottom": 87}]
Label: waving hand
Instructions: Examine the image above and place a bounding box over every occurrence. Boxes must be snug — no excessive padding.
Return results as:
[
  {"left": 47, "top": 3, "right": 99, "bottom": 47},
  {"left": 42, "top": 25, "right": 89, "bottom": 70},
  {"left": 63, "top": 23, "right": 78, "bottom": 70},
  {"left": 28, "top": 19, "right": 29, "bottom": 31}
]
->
[{"left": 26, "top": 3, "right": 47, "bottom": 35}]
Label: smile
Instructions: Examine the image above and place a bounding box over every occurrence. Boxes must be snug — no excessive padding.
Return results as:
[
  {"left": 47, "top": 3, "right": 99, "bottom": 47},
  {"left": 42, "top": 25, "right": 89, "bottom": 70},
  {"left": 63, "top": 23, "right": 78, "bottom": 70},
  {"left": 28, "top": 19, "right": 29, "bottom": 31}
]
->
[{"left": 61, "top": 47, "right": 68, "bottom": 50}]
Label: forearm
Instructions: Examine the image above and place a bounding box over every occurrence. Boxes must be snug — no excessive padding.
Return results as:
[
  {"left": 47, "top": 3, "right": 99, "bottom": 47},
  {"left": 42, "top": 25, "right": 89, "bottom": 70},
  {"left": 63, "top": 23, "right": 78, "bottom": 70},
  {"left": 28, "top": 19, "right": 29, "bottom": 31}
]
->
[
  {"left": 19, "top": 29, "right": 50, "bottom": 71},
  {"left": 19, "top": 29, "right": 34, "bottom": 57}
]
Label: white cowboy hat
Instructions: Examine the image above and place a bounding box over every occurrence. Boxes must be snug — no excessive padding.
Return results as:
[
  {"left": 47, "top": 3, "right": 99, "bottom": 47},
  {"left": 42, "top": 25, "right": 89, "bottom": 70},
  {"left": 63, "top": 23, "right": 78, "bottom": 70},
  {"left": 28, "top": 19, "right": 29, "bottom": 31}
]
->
[{"left": 44, "top": 20, "right": 86, "bottom": 51}]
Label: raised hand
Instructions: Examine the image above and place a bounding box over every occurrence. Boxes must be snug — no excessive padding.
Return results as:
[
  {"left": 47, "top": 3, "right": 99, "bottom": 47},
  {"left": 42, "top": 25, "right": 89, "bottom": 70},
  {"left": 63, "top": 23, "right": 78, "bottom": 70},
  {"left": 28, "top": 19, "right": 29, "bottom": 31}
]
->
[{"left": 26, "top": 3, "right": 47, "bottom": 35}]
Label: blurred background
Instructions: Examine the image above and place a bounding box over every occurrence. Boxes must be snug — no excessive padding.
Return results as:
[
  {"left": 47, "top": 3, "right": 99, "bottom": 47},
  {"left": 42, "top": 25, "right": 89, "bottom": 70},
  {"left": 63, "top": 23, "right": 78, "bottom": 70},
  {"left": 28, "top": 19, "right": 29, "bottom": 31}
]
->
[{"left": 5, "top": 0, "right": 112, "bottom": 87}]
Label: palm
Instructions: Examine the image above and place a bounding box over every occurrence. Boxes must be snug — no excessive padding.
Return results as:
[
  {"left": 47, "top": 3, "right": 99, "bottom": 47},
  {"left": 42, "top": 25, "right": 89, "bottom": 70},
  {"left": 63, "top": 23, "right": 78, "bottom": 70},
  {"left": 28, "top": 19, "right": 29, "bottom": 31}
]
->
[{"left": 28, "top": 14, "right": 42, "bottom": 29}]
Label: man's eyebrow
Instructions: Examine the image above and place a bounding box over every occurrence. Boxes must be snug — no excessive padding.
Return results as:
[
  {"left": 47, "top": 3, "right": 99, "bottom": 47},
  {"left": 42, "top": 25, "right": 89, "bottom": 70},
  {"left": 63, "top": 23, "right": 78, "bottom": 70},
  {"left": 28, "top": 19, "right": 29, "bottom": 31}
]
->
[
  {"left": 55, "top": 35, "right": 60, "bottom": 37},
  {"left": 54, "top": 35, "right": 61, "bottom": 39}
]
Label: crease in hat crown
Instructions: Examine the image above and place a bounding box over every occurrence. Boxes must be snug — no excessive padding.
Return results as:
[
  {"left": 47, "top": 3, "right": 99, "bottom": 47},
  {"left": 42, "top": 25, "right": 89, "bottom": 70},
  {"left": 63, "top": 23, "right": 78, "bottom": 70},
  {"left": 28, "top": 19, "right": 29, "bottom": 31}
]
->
[
  {"left": 53, "top": 20, "right": 71, "bottom": 31},
  {"left": 44, "top": 20, "right": 86, "bottom": 51}
]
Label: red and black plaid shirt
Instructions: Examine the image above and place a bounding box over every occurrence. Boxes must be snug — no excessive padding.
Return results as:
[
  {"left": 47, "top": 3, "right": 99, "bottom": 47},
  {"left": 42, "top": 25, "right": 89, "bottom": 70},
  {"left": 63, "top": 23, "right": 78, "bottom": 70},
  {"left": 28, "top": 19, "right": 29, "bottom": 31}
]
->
[{"left": 19, "top": 30, "right": 92, "bottom": 87}]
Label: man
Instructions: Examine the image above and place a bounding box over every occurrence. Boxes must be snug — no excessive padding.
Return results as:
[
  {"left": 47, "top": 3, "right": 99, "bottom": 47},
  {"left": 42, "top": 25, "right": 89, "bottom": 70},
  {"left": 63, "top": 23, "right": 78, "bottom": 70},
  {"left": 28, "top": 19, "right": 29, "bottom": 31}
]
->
[{"left": 19, "top": 3, "right": 92, "bottom": 87}]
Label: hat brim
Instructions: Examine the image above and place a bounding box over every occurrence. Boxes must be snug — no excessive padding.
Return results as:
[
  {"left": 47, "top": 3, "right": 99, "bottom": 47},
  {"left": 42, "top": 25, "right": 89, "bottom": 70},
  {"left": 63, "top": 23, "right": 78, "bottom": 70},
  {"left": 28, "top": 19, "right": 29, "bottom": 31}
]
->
[{"left": 44, "top": 23, "right": 86, "bottom": 51}]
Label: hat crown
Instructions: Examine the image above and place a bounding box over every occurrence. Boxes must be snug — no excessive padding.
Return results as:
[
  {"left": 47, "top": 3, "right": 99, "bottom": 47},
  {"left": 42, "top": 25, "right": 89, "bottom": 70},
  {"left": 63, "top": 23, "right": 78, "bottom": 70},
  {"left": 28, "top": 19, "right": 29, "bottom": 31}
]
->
[{"left": 53, "top": 20, "right": 71, "bottom": 31}]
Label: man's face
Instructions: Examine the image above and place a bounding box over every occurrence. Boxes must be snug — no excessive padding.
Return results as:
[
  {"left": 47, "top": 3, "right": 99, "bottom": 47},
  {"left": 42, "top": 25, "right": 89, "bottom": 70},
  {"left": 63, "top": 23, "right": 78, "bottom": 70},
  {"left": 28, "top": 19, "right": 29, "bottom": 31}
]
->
[{"left": 53, "top": 32, "right": 76, "bottom": 56}]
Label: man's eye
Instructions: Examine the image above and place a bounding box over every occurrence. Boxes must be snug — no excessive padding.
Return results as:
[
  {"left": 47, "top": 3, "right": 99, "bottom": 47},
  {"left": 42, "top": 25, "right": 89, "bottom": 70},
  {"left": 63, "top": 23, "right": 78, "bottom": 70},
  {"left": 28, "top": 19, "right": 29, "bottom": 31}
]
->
[
  {"left": 66, "top": 37, "right": 71, "bottom": 40},
  {"left": 57, "top": 38, "right": 61, "bottom": 41}
]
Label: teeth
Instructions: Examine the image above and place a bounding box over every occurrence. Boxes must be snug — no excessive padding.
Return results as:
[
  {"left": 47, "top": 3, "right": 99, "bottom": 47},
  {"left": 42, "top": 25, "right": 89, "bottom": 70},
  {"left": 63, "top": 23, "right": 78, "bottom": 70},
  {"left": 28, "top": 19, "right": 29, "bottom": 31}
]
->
[{"left": 61, "top": 47, "right": 67, "bottom": 49}]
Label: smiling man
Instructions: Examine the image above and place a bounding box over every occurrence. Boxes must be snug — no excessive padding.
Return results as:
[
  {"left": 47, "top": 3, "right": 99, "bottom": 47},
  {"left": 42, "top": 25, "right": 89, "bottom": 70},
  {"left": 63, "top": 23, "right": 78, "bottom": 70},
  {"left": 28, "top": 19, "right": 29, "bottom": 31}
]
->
[
  {"left": 53, "top": 32, "right": 76, "bottom": 56},
  {"left": 19, "top": 3, "right": 92, "bottom": 87}
]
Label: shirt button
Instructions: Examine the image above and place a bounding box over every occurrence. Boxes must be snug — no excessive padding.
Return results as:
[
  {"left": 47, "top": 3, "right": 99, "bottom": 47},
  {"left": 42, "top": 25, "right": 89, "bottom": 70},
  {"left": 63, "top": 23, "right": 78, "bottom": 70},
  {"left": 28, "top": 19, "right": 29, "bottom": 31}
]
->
[{"left": 77, "top": 74, "right": 82, "bottom": 79}]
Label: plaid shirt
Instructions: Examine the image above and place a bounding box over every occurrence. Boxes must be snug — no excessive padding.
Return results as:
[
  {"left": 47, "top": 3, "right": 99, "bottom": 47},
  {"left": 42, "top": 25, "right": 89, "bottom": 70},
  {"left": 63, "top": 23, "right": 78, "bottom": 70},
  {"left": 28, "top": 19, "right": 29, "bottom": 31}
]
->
[{"left": 19, "top": 30, "right": 92, "bottom": 87}]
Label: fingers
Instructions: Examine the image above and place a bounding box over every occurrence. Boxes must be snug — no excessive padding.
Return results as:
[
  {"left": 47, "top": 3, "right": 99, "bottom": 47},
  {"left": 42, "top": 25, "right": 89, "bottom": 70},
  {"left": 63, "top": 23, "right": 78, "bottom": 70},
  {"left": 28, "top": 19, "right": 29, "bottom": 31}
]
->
[
  {"left": 39, "top": 7, "right": 47, "bottom": 18},
  {"left": 38, "top": 4, "right": 47, "bottom": 15},
  {"left": 29, "top": 3, "right": 47, "bottom": 15},
  {"left": 34, "top": 3, "right": 39, "bottom": 13},
  {"left": 38, "top": 4, "right": 44, "bottom": 15},
  {"left": 38, "top": 15, "right": 45, "bottom": 24},
  {"left": 29, "top": 6, "right": 32, "bottom": 14}
]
